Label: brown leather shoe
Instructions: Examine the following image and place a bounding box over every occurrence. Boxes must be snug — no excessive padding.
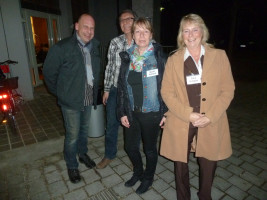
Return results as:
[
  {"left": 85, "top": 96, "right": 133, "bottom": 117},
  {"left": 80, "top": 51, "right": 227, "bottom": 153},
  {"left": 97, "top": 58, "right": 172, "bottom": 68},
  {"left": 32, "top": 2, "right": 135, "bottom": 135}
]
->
[{"left": 96, "top": 158, "right": 112, "bottom": 169}]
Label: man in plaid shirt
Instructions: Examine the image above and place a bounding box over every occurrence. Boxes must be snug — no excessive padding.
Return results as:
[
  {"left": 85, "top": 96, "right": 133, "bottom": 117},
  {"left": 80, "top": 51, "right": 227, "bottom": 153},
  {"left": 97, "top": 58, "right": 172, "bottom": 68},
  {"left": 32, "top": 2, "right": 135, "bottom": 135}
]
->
[{"left": 96, "top": 9, "right": 136, "bottom": 169}]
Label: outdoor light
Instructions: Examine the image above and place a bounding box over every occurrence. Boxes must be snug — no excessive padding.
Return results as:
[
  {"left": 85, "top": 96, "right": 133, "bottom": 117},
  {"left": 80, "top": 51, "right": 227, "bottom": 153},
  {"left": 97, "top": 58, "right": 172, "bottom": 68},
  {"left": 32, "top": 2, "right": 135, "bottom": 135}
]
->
[
  {"left": 3, "top": 104, "right": 8, "bottom": 111},
  {"left": 2, "top": 117, "right": 7, "bottom": 123},
  {"left": 0, "top": 94, "right": 8, "bottom": 99}
]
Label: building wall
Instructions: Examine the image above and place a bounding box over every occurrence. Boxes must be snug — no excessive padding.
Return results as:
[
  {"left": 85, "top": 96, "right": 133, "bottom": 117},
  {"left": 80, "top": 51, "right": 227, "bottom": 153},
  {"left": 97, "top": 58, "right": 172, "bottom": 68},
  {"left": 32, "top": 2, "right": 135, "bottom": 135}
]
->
[
  {"left": 132, "top": 0, "right": 161, "bottom": 42},
  {"left": 0, "top": 1, "right": 8, "bottom": 60},
  {"left": 132, "top": 0, "right": 153, "bottom": 18},
  {"left": 0, "top": 0, "right": 34, "bottom": 100},
  {"left": 0, "top": 0, "right": 73, "bottom": 101},
  {"left": 59, "top": 0, "right": 73, "bottom": 39},
  {"left": 89, "top": 0, "right": 132, "bottom": 47}
]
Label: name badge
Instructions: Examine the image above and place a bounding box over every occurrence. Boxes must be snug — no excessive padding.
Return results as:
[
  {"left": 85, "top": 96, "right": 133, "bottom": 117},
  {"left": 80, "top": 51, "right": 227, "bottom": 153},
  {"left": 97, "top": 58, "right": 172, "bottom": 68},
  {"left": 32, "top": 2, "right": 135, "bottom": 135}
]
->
[
  {"left": 147, "top": 69, "right": 158, "bottom": 77},
  {"left": 186, "top": 74, "right": 201, "bottom": 85}
]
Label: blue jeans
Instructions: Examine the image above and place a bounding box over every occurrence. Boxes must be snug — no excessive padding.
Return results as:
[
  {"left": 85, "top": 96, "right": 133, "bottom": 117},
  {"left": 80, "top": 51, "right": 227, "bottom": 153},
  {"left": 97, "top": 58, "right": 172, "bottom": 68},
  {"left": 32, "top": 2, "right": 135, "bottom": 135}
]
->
[
  {"left": 61, "top": 106, "right": 91, "bottom": 169},
  {"left": 105, "top": 86, "right": 120, "bottom": 159},
  {"left": 124, "top": 111, "right": 161, "bottom": 181}
]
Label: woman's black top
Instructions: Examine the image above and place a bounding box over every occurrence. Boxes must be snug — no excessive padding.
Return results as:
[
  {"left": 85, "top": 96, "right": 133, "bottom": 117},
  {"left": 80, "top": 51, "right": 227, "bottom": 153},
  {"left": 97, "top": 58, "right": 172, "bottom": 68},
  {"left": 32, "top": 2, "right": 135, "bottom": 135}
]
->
[{"left": 127, "top": 70, "right": 143, "bottom": 107}]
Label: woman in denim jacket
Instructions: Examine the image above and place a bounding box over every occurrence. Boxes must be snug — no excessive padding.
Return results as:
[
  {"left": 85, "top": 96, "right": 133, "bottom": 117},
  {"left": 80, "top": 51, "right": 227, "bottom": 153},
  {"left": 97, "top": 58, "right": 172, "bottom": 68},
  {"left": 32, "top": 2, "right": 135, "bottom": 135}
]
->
[{"left": 117, "top": 18, "right": 167, "bottom": 194}]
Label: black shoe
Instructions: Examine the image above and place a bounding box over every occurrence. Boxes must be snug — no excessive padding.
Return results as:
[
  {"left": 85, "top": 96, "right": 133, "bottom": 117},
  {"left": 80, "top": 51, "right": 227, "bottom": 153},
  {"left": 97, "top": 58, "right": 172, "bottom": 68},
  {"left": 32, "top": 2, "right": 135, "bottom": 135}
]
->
[
  {"left": 125, "top": 175, "right": 142, "bottom": 187},
  {"left": 68, "top": 169, "right": 81, "bottom": 183},
  {"left": 136, "top": 180, "right": 153, "bottom": 194},
  {"left": 79, "top": 154, "right": 96, "bottom": 169}
]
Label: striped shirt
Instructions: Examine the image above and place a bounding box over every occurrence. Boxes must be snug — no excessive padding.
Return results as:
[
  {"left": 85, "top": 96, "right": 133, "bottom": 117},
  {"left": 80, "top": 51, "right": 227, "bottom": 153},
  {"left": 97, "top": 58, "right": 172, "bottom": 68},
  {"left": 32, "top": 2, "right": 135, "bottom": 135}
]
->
[{"left": 76, "top": 34, "right": 93, "bottom": 106}]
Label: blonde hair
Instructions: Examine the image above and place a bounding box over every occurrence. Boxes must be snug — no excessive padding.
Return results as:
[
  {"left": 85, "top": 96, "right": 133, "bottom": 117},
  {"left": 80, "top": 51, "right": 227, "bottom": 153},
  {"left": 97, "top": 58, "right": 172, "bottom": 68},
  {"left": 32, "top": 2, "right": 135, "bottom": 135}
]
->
[
  {"left": 131, "top": 17, "right": 154, "bottom": 36},
  {"left": 177, "top": 14, "right": 211, "bottom": 49}
]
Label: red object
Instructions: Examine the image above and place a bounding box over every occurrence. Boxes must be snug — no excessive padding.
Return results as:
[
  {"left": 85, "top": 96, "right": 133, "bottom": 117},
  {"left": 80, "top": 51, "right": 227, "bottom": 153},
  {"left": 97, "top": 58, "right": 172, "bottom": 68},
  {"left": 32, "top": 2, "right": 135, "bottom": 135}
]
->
[
  {"left": 0, "top": 65, "right": 10, "bottom": 73},
  {"left": 0, "top": 94, "right": 8, "bottom": 99},
  {"left": 3, "top": 104, "right": 8, "bottom": 110}
]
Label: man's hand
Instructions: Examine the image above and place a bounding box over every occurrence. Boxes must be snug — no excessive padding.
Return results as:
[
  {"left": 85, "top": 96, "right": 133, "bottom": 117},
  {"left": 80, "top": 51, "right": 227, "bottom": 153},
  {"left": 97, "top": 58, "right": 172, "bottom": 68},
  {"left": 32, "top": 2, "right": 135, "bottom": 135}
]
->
[
  {"left": 121, "top": 116, "right": 130, "bottom": 128},
  {"left": 102, "top": 92, "right": 109, "bottom": 105}
]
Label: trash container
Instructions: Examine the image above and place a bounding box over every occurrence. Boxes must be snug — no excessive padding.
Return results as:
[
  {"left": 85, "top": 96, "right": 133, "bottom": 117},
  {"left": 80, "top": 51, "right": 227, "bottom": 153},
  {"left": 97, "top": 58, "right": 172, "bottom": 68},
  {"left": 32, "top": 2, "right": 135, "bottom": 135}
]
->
[{"left": 88, "top": 89, "right": 106, "bottom": 137}]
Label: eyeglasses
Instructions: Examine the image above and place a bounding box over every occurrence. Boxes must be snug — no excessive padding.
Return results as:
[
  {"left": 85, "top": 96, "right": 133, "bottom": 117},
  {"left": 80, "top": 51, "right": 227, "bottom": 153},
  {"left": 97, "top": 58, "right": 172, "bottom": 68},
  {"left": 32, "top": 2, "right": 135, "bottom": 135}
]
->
[{"left": 120, "top": 17, "right": 134, "bottom": 23}]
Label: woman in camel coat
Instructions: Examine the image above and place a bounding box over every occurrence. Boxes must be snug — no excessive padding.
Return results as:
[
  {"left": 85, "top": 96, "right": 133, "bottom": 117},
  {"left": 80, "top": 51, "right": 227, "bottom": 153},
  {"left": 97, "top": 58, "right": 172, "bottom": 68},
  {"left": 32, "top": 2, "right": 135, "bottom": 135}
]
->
[{"left": 160, "top": 14, "right": 235, "bottom": 200}]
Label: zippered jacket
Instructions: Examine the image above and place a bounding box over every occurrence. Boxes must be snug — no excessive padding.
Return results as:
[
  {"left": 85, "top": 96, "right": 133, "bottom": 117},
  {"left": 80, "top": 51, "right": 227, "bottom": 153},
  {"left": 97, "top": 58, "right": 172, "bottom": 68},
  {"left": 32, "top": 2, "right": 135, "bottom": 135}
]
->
[
  {"left": 43, "top": 34, "right": 101, "bottom": 110},
  {"left": 117, "top": 42, "right": 167, "bottom": 123}
]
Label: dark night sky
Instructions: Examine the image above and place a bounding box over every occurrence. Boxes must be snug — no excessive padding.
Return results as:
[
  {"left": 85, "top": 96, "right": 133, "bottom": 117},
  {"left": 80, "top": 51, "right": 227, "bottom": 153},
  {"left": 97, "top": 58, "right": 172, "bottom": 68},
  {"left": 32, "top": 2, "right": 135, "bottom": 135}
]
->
[{"left": 160, "top": 0, "right": 267, "bottom": 52}]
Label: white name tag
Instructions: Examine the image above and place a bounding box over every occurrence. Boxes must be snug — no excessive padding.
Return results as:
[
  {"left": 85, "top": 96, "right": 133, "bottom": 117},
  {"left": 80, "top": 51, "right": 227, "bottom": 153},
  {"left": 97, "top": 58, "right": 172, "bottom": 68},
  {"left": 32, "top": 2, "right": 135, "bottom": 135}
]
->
[
  {"left": 146, "top": 69, "right": 158, "bottom": 77},
  {"left": 186, "top": 74, "right": 201, "bottom": 85}
]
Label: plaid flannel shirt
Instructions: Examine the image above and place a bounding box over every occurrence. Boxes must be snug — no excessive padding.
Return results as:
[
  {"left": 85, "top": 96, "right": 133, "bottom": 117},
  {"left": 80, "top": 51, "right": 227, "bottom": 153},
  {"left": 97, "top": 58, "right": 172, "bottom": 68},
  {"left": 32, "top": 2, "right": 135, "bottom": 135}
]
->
[{"left": 104, "top": 34, "right": 133, "bottom": 92}]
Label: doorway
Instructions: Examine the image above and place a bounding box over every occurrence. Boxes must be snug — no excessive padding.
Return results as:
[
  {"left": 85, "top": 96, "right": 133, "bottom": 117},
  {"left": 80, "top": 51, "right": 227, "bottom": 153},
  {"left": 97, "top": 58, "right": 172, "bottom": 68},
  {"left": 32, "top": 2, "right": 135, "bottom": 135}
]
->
[{"left": 23, "top": 9, "right": 61, "bottom": 87}]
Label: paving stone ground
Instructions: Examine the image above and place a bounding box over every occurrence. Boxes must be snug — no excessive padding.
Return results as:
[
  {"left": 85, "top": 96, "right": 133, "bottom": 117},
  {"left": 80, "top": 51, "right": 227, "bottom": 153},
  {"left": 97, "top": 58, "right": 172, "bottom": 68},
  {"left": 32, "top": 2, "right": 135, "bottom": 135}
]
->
[{"left": 0, "top": 80, "right": 266, "bottom": 200}]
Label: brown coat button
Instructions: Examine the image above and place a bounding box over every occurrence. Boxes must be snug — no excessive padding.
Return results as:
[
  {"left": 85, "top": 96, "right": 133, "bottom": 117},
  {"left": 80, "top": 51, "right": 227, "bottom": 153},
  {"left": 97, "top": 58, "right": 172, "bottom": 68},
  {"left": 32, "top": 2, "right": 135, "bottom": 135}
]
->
[
  {"left": 202, "top": 82, "right": 206, "bottom": 85},
  {"left": 201, "top": 112, "right": 205, "bottom": 115},
  {"left": 202, "top": 98, "right": 206, "bottom": 101}
]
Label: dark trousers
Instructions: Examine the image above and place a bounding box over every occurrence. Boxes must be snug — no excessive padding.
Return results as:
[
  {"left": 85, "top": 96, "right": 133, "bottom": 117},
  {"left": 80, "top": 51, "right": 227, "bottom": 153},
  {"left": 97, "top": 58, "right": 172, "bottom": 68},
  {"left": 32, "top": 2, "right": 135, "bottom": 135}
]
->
[
  {"left": 174, "top": 127, "right": 217, "bottom": 200},
  {"left": 124, "top": 111, "right": 160, "bottom": 181},
  {"left": 61, "top": 106, "right": 92, "bottom": 169},
  {"left": 105, "top": 86, "right": 120, "bottom": 159}
]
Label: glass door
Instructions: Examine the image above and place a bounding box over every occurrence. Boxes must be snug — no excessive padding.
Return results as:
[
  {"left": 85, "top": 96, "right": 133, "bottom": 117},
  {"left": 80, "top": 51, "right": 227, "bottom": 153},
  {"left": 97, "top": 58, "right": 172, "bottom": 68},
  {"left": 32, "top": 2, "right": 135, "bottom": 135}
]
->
[{"left": 23, "top": 9, "right": 61, "bottom": 86}]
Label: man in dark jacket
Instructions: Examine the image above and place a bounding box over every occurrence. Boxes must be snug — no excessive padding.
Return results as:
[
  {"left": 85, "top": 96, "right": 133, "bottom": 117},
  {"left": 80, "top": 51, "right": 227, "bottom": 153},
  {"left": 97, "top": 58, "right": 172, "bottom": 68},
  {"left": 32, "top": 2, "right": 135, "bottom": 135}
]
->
[{"left": 43, "top": 14, "right": 101, "bottom": 184}]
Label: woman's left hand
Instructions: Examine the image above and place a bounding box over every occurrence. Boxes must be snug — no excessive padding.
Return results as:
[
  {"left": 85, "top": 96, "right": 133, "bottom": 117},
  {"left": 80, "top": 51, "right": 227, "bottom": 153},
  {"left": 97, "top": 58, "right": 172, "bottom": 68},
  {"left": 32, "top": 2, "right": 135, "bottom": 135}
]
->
[
  {"left": 159, "top": 116, "right": 166, "bottom": 128},
  {"left": 192, "top": 116, "right": 211, "bottom": 128}
]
